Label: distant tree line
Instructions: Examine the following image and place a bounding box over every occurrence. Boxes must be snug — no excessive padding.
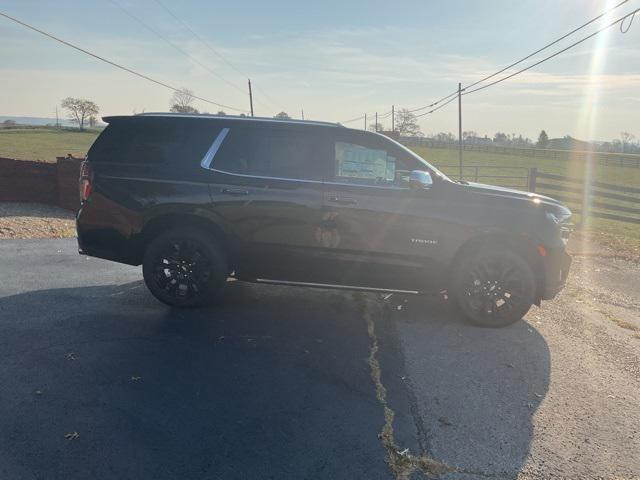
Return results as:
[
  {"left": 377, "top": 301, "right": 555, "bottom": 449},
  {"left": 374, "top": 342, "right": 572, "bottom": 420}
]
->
[{"left": 415, "top": 129, "right": 640, "bottom": 154}]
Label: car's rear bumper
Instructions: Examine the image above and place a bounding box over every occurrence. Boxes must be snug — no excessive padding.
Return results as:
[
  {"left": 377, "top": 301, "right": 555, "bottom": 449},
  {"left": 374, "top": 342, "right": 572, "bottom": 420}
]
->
[
  {"left": 76, "top": 199, "right": 141, "bottom": 266},
  {"left": 541, "top": 246, "right": 572, "bottom": 300}
]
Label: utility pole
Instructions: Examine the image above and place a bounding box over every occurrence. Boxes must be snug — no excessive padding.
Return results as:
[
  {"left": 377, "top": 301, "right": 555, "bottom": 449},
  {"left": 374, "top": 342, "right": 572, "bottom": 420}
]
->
[
  {"left": 247, "top": 78, "right": 254, "bottom": 117},
  {"left": 391, "top": 105, "right": 395, "bottom": 132},
  {"left": 375, "top": 112, "right": 378, "bottom": 132},
  {"left": 364, "top": 113, "right": 367, "bottom": 131},
  {"left": 301, "top": 108, "right": 304, "bottom": 120},
  {"left": 458, "top": 82, "right": 463, "bottom": 181}
]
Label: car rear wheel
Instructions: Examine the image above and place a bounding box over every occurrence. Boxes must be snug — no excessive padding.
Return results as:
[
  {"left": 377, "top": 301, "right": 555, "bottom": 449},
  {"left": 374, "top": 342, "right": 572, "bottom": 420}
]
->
[
  {"left": 450, "top": 246, "right": 536, "bottom": 327},
  {"left": 142, "top": 228, "right": 228, "bottom": 307}
]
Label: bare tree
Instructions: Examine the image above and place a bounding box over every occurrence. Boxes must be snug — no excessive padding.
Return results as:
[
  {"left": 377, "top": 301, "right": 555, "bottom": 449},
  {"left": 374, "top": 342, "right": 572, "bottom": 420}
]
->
[
  {"left": 537, "top": 130, "right": 549, "bottom": 148},
  {"left": 274, "top": 111, "right": 291, "bottom": 119},
  {"left": 61, "top": 97, "right": 99, "bottom": 131},
  {"left": 621, "top": 132, "right": 635, "bottom": 153},
  {"left": 493, "top": 132, "right": 508, "bottom": 144},
  {"left": 394, "top": 108, "right": 423, "bottom": 137},
  {"left": 368, "top": 123, "right": 385, "bottom": 133},
  {"left": 169, "top": 88, "right": 199, "bottom": 113},
  {"left": 216, "top": 110, "right": 226, "bottom": 116}
]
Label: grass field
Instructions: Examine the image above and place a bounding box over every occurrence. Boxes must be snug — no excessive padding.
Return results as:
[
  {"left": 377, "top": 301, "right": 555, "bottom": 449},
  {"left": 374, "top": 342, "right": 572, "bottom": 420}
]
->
[
  {"left": 0, "top": 127, "right": 638, "bottom": 247},
  {"left": 412, "top": 146, "right": 640, "bottom": 189},
  {"left": 0, "top": 127, "right": 99, "bottom": 161}
]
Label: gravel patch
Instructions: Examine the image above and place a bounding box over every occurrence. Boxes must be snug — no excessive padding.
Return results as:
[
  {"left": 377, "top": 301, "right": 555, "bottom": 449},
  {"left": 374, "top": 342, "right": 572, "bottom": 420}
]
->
[{"left": 0, "top": 202, "right": 75, "bottom": 239}]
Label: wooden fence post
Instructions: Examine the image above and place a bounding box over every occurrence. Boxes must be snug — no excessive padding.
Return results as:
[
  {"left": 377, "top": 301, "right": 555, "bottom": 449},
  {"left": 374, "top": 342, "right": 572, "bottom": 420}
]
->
[{"left": 528, "top": 167, "right": 537, "bottom": 192}]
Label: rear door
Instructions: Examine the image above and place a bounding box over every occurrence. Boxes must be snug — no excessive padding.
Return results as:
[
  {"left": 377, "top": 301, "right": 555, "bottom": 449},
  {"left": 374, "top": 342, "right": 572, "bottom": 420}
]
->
[
  {"left": 203, "top": 123, "right": 328, "bottom": 281},
  {"left": 318, "top": 130, "right": 442, "bottom": 291}
]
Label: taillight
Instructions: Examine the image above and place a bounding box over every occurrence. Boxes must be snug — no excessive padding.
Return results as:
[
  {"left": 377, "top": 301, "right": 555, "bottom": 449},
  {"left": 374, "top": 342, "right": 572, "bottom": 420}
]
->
[{"left": 79, "top": 161, "right": 93, "bottom": 202}]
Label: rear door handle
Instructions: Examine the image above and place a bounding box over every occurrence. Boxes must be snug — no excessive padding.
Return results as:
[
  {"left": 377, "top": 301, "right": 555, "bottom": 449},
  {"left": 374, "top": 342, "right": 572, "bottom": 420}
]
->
[
  {"left": 327, "top": 194, "right": 357, "bottom": 206},
  {"left": 221, "top": 187, "right": 249, "bottom": 196}
]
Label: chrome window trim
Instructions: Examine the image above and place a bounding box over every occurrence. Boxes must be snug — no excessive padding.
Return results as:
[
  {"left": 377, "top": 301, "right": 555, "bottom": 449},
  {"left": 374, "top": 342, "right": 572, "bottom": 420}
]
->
[
  {"left": 200, "top": 127, "right": 230, "bottom": 169},
  {"left": 208, "top": 168, "right": 409, "bottom": 191}
]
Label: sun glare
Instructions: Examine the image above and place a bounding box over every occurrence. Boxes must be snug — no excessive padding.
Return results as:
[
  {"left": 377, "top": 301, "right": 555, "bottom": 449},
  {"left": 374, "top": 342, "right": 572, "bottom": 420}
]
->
[{"left": 571, "top": 0, "right": 614, "bottom": 252}]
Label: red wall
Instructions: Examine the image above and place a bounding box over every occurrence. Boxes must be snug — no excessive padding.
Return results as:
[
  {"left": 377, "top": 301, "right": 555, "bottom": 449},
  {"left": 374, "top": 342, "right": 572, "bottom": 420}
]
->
[{"left": 0, "top": 156, "right": 83, "bottom": 212}]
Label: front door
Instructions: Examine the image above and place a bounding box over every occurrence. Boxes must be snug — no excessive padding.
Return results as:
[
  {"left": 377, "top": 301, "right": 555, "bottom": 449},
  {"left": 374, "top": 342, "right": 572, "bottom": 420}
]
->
[{"left": 318, "top": 131, "right": 443, "bottom": 291}]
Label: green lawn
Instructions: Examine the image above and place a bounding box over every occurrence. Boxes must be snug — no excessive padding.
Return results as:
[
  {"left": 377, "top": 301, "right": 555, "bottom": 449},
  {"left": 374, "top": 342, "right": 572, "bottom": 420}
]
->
[
  {"left": 0, "top": 128, "right": 99, "bottom": 161},
  {"left": 411, "top": 146, "right": 640, "bottom": 188}
]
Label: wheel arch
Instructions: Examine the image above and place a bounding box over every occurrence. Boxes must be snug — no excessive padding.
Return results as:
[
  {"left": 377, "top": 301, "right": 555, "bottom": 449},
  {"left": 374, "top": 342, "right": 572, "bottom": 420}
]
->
[{"left": 133, "top": 213, "right": 233, "bottom": 266}]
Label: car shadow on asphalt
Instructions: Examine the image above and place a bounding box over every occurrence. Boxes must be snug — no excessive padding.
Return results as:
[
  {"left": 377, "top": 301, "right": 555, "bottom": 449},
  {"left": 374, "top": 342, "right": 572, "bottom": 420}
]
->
[
  {"left": 384, "top": 294, "right": 551, "bottom": 478},
  {"left": 0, "top": 281, "right": 397, "bottom": 480}
]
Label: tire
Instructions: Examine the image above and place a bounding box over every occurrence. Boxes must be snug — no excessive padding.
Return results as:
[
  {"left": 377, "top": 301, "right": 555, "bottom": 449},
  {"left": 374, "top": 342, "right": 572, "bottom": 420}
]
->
[
  {"left": 450, "top": 246, "right": 536, "bottom": 327},
  {"left": 142, "top": 228, "right": 228, "bottom": 308}
]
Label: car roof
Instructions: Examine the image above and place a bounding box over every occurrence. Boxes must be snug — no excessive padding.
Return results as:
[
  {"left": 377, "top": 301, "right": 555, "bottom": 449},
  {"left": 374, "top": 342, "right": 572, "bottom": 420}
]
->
[{"left": 102, "top": 113, "right": 344, "bottom": 129}]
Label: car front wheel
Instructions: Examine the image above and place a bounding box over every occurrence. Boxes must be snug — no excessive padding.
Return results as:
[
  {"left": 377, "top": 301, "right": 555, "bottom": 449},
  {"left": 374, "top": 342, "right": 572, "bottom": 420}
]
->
[
  {"left": 450, "top": 246, "right": 536, "bottom": 327},
  {"left": 142, "top": 228, "right": 228, "bottom": 307}
]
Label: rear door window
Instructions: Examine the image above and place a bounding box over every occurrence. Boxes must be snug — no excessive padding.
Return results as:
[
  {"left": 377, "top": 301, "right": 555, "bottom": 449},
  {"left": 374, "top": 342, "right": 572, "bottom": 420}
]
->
[{"left": 212, "top": 126, "right": 324, "bottom": 181}]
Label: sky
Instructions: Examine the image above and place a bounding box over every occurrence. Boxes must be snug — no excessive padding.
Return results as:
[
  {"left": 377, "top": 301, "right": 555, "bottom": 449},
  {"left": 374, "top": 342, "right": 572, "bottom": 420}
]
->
[{"left": 0, "top": 0, "right": 638, "bottom": 141}]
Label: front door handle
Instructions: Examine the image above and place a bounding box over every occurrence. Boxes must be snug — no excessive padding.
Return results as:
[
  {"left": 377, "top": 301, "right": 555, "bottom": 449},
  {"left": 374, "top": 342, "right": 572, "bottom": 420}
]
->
[
  {"left": 221, "top": 187, "right": 249, "bottom": 196},
  {"left": 327, "top": 194, "right": 357, "bottom": 206}
]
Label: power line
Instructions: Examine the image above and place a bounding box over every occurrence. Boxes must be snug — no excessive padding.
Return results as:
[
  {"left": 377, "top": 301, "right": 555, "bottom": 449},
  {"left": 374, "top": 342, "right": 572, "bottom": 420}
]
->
[
  {"left": 463, "top": 7, "right": 640, "bottom": 95},
  {"left": 340, "top": 108, "right": 392, "bottom": 125},
  {"left": 340, "top": 114, "right": 365, "bottom": 124},
  {"left": 106, "top": 0, "right": 248, "bottom": 98},
  {"left": 407, "top": 90, "right": 459, "bottom": 113},
  {"left": 0, "top": 10, "right": 247, "bottom": 112},
  {"left": 414, "top": 95, "right": 458, "bottom": 118},
  {"left": 152, "top": 0, "right": 281, "bottom": 111},
  {"left": 405, "top": 0, "right": 631, "bottom": 114},
  {"left": 463, "top": 0, "right": 630, "bottom": 92}
]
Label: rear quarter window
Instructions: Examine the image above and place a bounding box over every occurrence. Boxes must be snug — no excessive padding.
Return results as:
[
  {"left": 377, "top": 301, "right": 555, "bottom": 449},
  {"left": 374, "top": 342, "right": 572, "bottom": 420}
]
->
[{"left": 88, "top": 118, "right": 216, "bottom": 165}]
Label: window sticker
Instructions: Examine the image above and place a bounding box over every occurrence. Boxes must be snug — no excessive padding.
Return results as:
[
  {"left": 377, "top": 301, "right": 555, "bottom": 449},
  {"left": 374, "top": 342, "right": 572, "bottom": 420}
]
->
[{"left": 335, "top": 142, "right": 396, "bottom": 182}]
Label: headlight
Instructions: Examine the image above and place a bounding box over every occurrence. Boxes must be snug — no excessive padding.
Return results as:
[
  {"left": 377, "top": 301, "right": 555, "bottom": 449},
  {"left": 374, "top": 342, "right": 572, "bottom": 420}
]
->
[
  {"left": 546, "top": 211, "right": 560, "bottom": 223},
  {"left": 546, "top": 211, "right": 572, "bottom": 245}
]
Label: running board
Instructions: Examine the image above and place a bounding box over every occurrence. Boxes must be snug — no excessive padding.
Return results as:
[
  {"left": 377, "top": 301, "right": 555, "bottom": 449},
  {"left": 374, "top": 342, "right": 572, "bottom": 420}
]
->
[{"left": 254, "top": 278, "right": 420, "bottom": 295}]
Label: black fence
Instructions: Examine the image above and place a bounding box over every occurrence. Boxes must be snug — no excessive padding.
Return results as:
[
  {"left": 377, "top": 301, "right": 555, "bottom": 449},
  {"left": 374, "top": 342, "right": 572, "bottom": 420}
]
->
[
  {"left": 530, "top": 169, "right": 640, "bottom": 225},
  {"left": 434, "top": 163, "right": 640, "bottom": 225}
]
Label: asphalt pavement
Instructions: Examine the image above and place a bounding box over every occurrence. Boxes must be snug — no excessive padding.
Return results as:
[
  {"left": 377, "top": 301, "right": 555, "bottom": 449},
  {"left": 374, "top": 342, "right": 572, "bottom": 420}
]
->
[{"left": 1, "top": 238, "right": 639, "bottom": 479}]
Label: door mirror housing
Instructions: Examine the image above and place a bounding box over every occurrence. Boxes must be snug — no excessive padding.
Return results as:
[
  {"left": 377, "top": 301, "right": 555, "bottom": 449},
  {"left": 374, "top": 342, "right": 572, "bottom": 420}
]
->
[{"left": 409, "top": 170, "right": 433, "bottom": 190}]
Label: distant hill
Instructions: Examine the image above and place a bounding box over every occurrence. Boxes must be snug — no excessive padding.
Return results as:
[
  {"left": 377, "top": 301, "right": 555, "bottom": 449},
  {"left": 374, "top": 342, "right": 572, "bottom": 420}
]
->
[{"left": 0, "top": 116, "right": 75, "bottom": 127}]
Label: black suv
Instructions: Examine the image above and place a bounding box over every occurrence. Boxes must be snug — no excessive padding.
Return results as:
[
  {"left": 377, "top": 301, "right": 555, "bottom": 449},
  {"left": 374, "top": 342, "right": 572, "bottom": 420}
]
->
[{"left": 77, "top": 113, "right": 572, "bottom": 327}]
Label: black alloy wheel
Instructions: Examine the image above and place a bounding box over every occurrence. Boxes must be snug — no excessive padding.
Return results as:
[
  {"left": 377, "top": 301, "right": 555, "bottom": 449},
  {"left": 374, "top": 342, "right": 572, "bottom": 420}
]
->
[
  {"left": 143, "top": 228, "right": 227, "bottom": 307},
  {"left": 451, "top": 247, "right": 536, "bottom": 327}
]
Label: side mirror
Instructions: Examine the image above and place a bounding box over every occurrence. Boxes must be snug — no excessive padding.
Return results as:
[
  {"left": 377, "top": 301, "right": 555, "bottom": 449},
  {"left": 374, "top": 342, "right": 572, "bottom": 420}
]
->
[{"left": 409, "top": 170, "right": 433, "bottom": 190}]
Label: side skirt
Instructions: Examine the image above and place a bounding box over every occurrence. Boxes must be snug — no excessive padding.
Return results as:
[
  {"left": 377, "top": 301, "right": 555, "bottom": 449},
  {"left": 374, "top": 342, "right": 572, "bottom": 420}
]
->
[{"left": 253, "top": 278, "right": 421, "bottom": 295}]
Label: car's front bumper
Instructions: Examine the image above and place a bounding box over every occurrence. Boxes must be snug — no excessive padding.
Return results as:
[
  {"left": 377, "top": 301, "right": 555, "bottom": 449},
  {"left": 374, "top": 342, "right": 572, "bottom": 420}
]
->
[{"left": 541, "top": 246, "right": 572, "bottom": 300}]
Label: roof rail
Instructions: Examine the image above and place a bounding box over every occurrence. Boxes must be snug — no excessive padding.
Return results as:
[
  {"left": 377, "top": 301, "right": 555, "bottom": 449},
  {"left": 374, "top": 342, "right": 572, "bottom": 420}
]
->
[{"left": 134, "top": 112, "right": 343, "bottom": 127}]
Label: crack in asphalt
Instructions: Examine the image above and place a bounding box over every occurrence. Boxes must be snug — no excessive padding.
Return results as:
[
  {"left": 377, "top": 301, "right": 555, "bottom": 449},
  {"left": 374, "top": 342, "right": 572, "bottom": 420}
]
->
[
  {"left": 358, "top": 293, "right": 457, "bottom": 480},
  {"left": 360, "top": 294, "right": 528, "bottom": 480}
]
